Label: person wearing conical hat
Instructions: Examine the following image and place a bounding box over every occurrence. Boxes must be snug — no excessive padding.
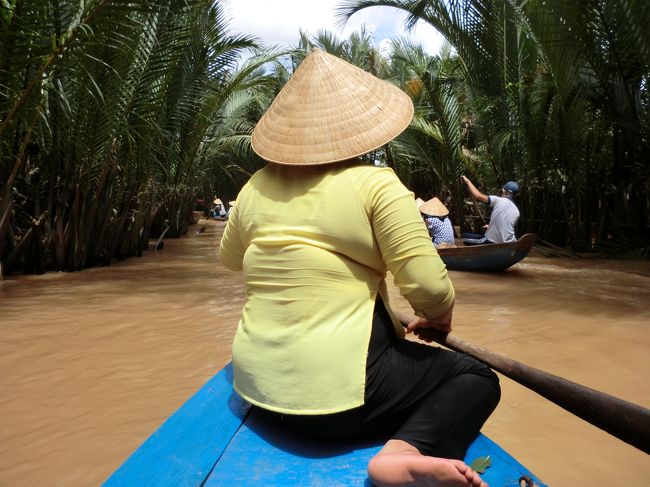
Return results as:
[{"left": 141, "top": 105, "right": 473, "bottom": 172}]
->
[
  {"left": 460, "top": 175, "right": 520, "bottom": 245},
  {"left": 225, "top": 200, "right": 236, "bottom": 219},
  {"left": 220, "top": 49, "right": 498, "bottom": 487},
  {"left": 419, "top": 197, "right": 456, "bottom": 247},
  {"left": 210, "top": 197, "right": 226, "bottom": 220}
]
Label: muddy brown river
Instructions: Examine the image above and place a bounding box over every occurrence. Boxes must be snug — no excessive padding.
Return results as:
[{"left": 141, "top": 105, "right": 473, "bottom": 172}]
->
[{"left": 1, "top": 220, "right": 648, "bottom": 486}]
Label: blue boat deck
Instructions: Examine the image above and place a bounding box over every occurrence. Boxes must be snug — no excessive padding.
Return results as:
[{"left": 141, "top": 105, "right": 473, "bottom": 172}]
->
[{"left": 104, "top": 364, "right": 547, "bottom": 486}]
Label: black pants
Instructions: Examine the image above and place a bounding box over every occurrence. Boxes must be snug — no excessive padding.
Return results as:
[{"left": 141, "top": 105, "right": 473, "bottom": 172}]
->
[{"left": 260, "top": 298, "right": 500, "bottom": 459}]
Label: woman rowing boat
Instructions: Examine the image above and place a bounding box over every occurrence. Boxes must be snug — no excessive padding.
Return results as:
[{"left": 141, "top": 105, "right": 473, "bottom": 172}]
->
[{"left": 219, "top": 48, "right": 500, "bottom": 487}]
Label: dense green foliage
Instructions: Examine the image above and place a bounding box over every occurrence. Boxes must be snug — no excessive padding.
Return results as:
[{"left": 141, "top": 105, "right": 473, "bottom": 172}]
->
[
  {"left": 0, "top": 0, "right": 272, "bottom": 273},
  {"left": 338, "top": 0, "right": 649, "bottom": 254},
  {"left": 1, "top": 0, "right": 648, "bottom": 275}
]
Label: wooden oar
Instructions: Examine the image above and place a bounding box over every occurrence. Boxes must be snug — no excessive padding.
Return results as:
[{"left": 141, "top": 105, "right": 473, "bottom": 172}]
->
[
  {"left": 470, "top": 195, "right": 487, "bottom": 227},
  {"left": 394, "top": 310, "right": 650, "bottom": 454},
  {"left": 461, "top": 175, "right": 486, "bottom": 229}
]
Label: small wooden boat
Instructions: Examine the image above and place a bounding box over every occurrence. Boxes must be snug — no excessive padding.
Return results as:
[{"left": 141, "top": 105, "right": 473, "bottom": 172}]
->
[
  {"left": 438, "top": 233, "right": 537, "bottom": 272},
  {"left": 104, "top": 363, "right": 546, "bottom": 486}
]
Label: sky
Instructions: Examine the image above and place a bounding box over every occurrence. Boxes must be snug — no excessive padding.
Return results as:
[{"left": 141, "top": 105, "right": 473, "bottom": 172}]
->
[{"left": 224, "top": 0, "right": 446, "bottom": 56}]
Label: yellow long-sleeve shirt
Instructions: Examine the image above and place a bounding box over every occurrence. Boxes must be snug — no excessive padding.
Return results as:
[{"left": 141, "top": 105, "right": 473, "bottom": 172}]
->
[{"left": 219, "top": 160, "right": 454, "bottom": 414}]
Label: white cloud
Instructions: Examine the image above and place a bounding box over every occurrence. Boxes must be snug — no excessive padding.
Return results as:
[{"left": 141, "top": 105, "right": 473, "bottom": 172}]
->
[{"left": 224, "top": 0, "right": 445, "bottom": 55}]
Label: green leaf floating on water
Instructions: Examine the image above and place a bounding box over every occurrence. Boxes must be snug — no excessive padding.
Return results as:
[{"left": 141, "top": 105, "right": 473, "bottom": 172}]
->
[{"left": 469, "top": 455, "right": 491, "bottom": 474}]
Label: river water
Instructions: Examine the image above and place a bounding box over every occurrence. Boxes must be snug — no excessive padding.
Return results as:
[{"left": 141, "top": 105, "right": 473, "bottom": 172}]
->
[{"left": 1, "top": 220, "right": 648, "bottom": 486}]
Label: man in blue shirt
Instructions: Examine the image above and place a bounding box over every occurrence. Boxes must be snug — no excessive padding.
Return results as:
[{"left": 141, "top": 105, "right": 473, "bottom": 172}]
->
[{"left": 460, "top": 176, "right": 520, "bottom": 245}]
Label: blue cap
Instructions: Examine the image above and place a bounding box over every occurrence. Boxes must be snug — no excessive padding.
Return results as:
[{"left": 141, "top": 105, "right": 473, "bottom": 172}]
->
[{"left": 502, "top": 181, "right": 519, "bottom": 194}]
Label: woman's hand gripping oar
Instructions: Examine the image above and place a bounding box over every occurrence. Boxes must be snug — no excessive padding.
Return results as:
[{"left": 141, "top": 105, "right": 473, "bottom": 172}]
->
[{"left": 395, "top": 309, "right": 650, "bottom": 454}]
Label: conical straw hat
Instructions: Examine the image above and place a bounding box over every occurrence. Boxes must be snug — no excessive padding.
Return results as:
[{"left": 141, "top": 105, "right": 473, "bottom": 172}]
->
[
  {"left": 415, "top": 197, "right": 425, "bottom": 209},
  {"left": 251, "top": 48, "right": 414, "bottom": 165},
  {"left": 419, "top": 197, "right": 449, "bottom": 217},
  {"left": 213, "top": 198, "right": 222, "bottom": 205}
]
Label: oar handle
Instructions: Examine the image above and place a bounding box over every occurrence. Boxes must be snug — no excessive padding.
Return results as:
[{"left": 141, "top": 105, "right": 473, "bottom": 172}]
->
[{"left": 394, "top": 310, "right": 650, "bottom": 454}]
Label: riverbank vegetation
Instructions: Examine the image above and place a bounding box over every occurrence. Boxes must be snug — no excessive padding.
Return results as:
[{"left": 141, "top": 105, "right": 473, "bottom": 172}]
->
[{"left": 1, "top": 0, "right": 648, "bottom": 275}]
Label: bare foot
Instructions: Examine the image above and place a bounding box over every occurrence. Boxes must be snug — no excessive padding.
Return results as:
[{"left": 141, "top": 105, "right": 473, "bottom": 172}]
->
[{"left": 368, "top": 440, "right": 487, "bottom": 487}]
